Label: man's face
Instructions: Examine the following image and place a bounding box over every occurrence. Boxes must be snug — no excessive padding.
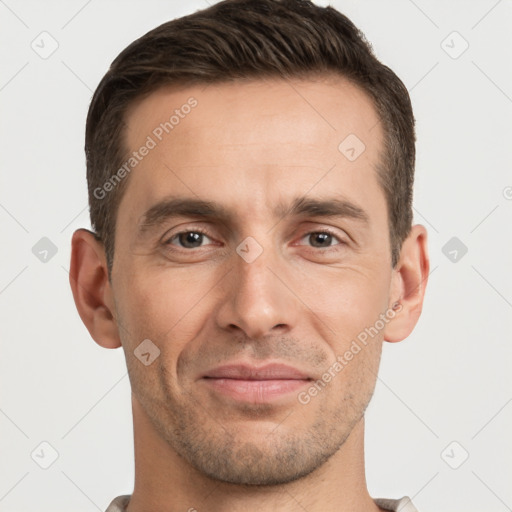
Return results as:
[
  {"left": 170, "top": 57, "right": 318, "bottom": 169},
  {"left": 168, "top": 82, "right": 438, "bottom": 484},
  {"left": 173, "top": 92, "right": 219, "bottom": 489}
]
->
[{"left": 112, "top": 76, "right": 394, "bottom": 485}]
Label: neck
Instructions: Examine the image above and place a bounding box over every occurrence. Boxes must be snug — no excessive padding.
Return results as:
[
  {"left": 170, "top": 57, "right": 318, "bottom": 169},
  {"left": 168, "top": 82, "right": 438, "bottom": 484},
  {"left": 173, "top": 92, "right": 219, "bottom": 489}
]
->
[{"left": 126, "top": 395, "right": 382, "bottom": 512}]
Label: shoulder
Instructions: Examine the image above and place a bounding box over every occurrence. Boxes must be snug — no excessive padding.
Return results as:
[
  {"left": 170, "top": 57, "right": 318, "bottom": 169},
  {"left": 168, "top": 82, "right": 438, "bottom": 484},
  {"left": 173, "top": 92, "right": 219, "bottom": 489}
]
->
[
  {"left": 374, "top": 496, "right": 420, "bottom": 512},
  {"left": 104, "top": 495, "right": 131, "bottom": 512}
]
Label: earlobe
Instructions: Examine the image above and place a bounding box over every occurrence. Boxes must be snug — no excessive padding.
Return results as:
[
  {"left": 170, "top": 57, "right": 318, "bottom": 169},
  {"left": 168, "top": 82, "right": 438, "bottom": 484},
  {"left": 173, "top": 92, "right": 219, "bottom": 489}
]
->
[
  {"left": 383, "top": 224, "right": 430, "bottom": 343},
  {"left": 69, "top": 229, "right": 121, "bottom": 349}
]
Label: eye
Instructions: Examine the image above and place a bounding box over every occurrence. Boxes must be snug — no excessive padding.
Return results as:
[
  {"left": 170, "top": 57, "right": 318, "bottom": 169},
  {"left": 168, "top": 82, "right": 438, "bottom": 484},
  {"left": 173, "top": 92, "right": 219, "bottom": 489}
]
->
[
  {"left": 162, "top": 228, "right": 345, "bottom": 252},
  {"left": 298, "top": 230, "right": 345, "bottom": 248},
  {"left": 165, "top": 230, "right": 214, "bottom": 249}
]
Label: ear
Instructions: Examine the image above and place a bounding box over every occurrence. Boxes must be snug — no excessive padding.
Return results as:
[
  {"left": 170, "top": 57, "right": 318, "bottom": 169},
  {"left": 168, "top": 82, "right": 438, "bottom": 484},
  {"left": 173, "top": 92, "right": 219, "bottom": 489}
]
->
[
  {"left": 69, "top": 228, "right": 121, "bottom": 349},
  {"left": 383, "top": 224, "right": 430, "bottom": 343}
]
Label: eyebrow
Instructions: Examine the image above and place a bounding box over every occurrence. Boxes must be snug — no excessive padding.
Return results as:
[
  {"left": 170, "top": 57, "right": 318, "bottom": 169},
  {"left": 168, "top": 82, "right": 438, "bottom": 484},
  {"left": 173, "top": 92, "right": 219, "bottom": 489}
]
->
[{"left": 137, "top": 195, "right": 370, "bottom": 235}]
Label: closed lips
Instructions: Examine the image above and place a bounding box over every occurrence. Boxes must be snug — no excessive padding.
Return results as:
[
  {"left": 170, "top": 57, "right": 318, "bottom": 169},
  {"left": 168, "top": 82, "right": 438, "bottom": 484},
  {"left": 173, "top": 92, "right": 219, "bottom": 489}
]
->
[{"left": 202, "top": 363, "right": 312, "bottom": 380}]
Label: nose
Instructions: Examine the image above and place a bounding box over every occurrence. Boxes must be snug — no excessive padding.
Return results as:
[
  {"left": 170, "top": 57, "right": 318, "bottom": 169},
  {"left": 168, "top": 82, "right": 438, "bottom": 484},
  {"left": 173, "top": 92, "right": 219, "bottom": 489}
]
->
[{"left": 215, "top": 243, "right": 299, "bottom": 340}]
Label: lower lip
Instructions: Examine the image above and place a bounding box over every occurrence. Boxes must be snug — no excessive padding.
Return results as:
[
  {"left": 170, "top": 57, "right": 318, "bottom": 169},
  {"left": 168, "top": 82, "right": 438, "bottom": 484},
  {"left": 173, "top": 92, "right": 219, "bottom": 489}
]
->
[{"left": 202, "top": 378, "right": 310, "bottom": 403}]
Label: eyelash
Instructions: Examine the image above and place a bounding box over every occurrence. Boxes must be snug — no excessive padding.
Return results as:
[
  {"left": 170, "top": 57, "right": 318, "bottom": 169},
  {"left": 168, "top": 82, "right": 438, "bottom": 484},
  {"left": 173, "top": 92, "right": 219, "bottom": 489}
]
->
[{"left": 163, "top": 227, "right": 346, "bottom": 250}]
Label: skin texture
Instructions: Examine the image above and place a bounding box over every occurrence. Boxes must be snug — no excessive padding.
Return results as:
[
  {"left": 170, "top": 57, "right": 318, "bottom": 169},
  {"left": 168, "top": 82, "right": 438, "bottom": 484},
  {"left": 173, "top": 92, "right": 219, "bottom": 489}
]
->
[{"left": 70, "top": 75, "right": 429, "bottom": 512}]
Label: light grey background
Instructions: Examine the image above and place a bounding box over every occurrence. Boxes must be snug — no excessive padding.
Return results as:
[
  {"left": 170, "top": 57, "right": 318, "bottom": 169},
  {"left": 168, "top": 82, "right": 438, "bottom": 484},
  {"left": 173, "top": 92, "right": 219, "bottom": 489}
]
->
[{"left": 1, "top": 1, "right": 511, "bottom": 511}]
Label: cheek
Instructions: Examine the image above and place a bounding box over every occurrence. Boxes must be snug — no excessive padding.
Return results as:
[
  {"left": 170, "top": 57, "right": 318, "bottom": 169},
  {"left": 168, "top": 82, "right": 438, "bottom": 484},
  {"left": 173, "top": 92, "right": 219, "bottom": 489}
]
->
[
  {"left": 115, "top": 269, "right": 215, "bottom": 357},
  {"left": 117, "top": 269, "right": 170, "bottom": 324},
  {"left": 299, "top": 267, "right": 390, "bottom": 348},
  {"left": 322, "top": 277, "right": 387, "bottom": 402},
  {"left": 115, "top": 275, "right": 198, "bottom": 399}
]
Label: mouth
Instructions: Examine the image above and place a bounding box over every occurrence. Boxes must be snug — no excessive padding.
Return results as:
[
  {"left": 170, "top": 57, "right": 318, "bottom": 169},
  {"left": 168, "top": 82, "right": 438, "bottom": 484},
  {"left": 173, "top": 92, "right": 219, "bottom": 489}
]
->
[{"left": 201, "top": 363, "right": 312, "bottom": 403}]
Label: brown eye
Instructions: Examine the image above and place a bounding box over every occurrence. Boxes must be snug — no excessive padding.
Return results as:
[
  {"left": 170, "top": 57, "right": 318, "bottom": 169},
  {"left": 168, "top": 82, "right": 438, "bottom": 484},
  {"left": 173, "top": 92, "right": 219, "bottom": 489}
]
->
[
  {"left": 298, "top": 230, "right": 344, "bottom": 248},
  {"left": 308, "top": 232, "right": 334, "bottom": 247},
  {"left": 167, "top": 231, "right": 212, "bottom": 249}
]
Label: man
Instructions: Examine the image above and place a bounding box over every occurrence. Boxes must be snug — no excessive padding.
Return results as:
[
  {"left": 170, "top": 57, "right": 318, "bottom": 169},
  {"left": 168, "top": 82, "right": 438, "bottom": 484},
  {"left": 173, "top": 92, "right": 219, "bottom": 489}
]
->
[{"left": 69, "top": 0, "right": 429, "bottom": 510}]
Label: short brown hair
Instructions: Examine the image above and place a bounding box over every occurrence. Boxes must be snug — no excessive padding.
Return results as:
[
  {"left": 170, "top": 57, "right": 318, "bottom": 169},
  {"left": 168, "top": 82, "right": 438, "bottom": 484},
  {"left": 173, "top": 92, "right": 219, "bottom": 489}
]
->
[{"left": 85, "top": 0, "right": 415, "bottom": 275}]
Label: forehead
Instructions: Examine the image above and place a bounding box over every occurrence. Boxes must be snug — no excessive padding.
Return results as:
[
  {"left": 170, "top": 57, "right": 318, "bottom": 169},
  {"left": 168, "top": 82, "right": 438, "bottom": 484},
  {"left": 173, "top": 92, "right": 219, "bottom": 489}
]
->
[
  {"left": 119, "top": 76, "right": 385, "bottom": 224},
  {"left": 124, "top": 75, "right": 381, "bottom": 156}
]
